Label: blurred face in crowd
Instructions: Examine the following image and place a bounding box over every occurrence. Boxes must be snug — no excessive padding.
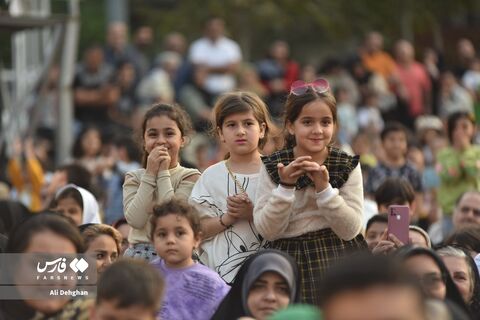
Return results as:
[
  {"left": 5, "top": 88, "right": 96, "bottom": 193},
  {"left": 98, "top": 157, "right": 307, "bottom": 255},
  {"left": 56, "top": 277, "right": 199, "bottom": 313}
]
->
[
  {"left": 91, "top": 300, "right": 156, "bottom": 320},
  {"left": 322, "top": 285, "right": 426, "bottom": 320},
  {"left": 451, "top": 116, "right": 475, "bottom": 150},
  {"left": 86, "top": 235, "right": 119, "bottom": 274},
  {"left": 270, "top": 41, "right": 289, "bottom": 61},
  {"left": 453, "top": 192, "right": 480, "bottom": 230},
  {"left": 164, "top": 32, "right": 187, "bottom": 55},
  {"left": 117, "top": 63, "right": 136, "bottom": 88},
  {"left": 81, "top": 128, "right": 102, "bottom": 158},
  {"left": 382, "top": 131, "right": 407, "bottom": 161},
  {"left": 116, "top": 223, "right": 131, "bottom": 255},
  {"left": 55, "top": 197, "right": 83, "bottom": 226},
  {"left": 408, "top": 230, "right": 429, "bottom": 248},
  {"left": 247, "top": 271, "right": 291, "bottom": 320},
  {"left": 395, "top": 40, "right": 414, "bottom": 64},
  {"left": 205, "top": 18, "right": 225, "bottom": 41},
  {"left": 108, "top": 22, "right": 128, "bottom": 51},
  {"left": 365, "top": 32, "right": 383, "bottom": 53},
  {"left": 457, "top": 38, "right": 475, "bottom": 60},
  {"left": 365, "top": 221, "right": 387, "bottom": 251},
  {"left": 403, "top": 255, "right": 446, "bottom": 300},
  {"left": 85, "top": 47, "right": 104, "bottom": 72},
  {"left": 441, "top": 256, "right": 474, "bottom": 304},
  {"left": 19, "top": 230, "right": 77, "bottom": 314},
  {"left": 134, "top": 26, "right": 153, "bottom": 48}
]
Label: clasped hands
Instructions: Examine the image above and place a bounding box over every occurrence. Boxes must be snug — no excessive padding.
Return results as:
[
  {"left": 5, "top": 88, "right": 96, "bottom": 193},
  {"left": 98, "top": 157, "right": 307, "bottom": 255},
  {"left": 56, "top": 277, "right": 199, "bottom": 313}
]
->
[
  {"left": 146, "top": 146, "right": 171, "bottom": 175},
  {"left": 226, "top": 193, "right": 253, "bottom": 222},
  {"left": 277, "top": 156, "right": 329, "bottom": 192}
]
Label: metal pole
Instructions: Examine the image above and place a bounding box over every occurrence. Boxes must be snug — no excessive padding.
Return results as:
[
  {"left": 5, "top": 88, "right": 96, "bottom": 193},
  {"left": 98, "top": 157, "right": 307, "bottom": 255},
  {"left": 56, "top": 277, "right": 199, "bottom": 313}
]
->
[
  {"left": 106, "top": 0, "right": 128, "bottom": 24},
  {"left": 56, "top": 0, "right": 80, "bottom": 165}
]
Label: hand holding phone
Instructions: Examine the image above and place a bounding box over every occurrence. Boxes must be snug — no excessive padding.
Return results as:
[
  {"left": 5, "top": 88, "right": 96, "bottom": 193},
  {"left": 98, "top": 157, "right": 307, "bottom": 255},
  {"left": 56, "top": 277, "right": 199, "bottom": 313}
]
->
[{"left": 388, "top": 205, "right": 410, "bottom": 245}]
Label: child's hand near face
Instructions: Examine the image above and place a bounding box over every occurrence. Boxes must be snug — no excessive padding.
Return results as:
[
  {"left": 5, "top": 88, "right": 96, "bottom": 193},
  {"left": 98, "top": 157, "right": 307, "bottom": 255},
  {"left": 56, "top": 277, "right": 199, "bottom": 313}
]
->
[
  {"left": 157, "top": 146, "right": 171, "bottom": 171},
  {"left": 146, "top": 146, "right": 172, "bottom": 175},
  {"left": 226, "top": 193, "right": 253, "bottom": 221}
]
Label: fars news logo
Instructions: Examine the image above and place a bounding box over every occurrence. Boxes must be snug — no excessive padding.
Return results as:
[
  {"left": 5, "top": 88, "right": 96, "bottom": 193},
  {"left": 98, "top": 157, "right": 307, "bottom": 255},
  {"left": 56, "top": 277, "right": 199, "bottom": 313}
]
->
[{"left": 36, "top": 257, "right": 90, "bottom": 281}]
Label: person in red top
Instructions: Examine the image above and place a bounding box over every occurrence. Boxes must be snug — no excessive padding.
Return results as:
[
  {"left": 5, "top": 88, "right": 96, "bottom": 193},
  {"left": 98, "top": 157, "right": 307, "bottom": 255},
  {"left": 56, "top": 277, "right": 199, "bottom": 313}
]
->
[
  {"left": 257, "top": 40, "right": 300, "bottom": 93},
  {"left": 394, "top": 40, "right": 432, "bottom": 118}
]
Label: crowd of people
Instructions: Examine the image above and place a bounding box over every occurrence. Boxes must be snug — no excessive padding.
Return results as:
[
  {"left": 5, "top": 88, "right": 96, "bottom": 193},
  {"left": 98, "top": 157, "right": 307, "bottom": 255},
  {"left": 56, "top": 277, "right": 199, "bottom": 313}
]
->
[{"left": 1, "top": 16, "right": 480, "bottom": 320}]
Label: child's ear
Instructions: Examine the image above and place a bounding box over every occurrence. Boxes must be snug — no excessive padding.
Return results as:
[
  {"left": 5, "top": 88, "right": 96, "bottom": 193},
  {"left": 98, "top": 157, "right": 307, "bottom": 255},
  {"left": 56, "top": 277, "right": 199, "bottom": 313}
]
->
[
  {"left": 180, "top": 136, "right": 188, "bottom": 148},
  {"left": 217, "top": 127, "right": 225, "bottom": 142},
  {"left": 259, "top": 122, "right": 266, "bottom": 139},
  {"left": 286, "top": 121, "right": 295, "bottom": 135},
  {"left": 193, "top": 232, "right": 202, "bottom": 249}
]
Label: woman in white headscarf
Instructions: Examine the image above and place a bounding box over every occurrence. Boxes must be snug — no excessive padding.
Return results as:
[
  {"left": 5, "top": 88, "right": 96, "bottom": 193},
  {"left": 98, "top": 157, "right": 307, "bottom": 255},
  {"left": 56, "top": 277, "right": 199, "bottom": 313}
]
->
[{"left": 53, "top": 184, "right": 101, "bottom": 225}]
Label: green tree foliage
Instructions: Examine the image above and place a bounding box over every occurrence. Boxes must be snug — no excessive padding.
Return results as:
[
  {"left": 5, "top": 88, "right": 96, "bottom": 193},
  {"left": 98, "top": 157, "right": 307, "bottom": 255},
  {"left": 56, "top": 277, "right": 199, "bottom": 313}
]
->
[{"left": 74, "top": 0, "right": 480, "bottom": 64}]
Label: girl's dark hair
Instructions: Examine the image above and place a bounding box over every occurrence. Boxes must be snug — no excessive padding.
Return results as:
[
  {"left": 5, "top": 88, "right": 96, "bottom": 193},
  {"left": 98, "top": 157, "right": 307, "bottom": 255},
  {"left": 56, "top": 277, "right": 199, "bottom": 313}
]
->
[
  {"left": 212, "top": 91, "right": 277, "bottom": 150},
  {"left": 57, "top": 163, "right": 92, "bottom": 190},
  {"left": 0, "top": 200, "right": 31, "bottom": 237},
  {"left": 149, "top": 198, "right": 202, "bottom": 240},
  {"left": 140, "top": 103, "right": 193, "bottom": 167},
  {"left": 380, "top": 121, "right": 409, "bottom": 141},
  {"left": 72, "top": 125, "right": 102, "bottom": 159},
  {"left": 112, "top": 218, "right": 128, "bottom": 229},
  {"left": 374, "top": 177, "right": 415, "bottom": 208},
  {"left": 284, "top": 88, "right": 337, "bottom": 148},
  {"left": 51, "top": 187, "right": 83, "bottom": 211},
  {"left": 114, "top": 136, "right": 142, "bottom": 163},
  {"left": 446, "top": 111, "right": 476, "bottom": 143},
  {"left": 6, "top": 212, "right": 84, "bottom": 253},
  {"left": 366, "top": 213, "right": 388, "bottom": 233}
]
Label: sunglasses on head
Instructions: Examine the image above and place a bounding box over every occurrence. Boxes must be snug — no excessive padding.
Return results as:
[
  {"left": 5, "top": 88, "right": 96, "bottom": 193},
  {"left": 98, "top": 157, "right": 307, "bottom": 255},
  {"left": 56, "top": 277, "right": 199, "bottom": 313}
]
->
[{"left": 289, "top": 78, "right": 330, "bottom": 96}]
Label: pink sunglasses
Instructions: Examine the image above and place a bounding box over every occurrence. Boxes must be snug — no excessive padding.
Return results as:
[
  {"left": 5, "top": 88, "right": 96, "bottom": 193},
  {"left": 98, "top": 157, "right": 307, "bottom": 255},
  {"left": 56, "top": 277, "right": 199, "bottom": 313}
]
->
[{"left": 289, "top": 78, "right": 330, "bottom": 96}]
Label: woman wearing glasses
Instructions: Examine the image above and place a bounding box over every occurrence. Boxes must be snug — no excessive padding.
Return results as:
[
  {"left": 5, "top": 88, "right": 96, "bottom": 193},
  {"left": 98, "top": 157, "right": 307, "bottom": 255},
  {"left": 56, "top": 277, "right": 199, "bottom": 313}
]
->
[
  {"left": 253, "top": 78, "right": 367, "bottom": 304},
  {"left": 398, "top": 247, "right": 470, "bottom": 315}
]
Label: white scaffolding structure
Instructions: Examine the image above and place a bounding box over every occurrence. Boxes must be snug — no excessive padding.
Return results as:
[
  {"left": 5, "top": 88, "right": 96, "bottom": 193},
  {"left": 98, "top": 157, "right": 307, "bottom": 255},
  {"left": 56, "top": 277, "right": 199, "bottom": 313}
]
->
[{"left": 0, "top": 0, "right": 79, "bottom": 165}]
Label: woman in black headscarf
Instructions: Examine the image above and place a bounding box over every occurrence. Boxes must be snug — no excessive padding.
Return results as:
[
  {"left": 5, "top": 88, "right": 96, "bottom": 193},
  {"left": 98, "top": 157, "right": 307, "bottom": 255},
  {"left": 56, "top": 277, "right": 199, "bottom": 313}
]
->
[
  {"left": 212, "top": 249, "right": 300, "bottom": 320},
  {"left": 396, "top": 246, "right": 471, "bottom": 317}
]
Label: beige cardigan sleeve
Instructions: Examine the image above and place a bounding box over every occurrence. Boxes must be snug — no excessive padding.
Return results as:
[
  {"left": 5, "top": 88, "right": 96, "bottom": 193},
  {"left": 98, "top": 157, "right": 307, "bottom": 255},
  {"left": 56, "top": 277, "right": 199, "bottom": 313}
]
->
[
  {"left": 315, "top": 165, "right": 364, "bottom": 240},
  {"left": 253, "top": 165, "right": 296, "bottom": 240},
  {"left": 123, "top": 169, "right": 195, "bottom": 230},
  {"left": 123, "top": 170, "right": 157, "bottom": 229}
]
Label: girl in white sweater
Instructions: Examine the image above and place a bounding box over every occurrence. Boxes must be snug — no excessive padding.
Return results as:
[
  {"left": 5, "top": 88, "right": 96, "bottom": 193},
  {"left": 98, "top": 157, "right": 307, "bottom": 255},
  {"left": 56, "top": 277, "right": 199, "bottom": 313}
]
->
[
  {"left": 189, "top": 91, "right": 276, "bottom": 283},
  {"left": 253, "top": 79, "right": 367, "bottom": 303}
]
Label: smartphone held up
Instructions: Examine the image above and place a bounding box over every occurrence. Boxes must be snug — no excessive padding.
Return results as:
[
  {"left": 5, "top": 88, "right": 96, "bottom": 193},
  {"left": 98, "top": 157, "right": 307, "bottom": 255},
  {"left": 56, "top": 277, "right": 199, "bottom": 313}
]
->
[{"left": 387, "top": 205, "right": 410, "bottom": 245}]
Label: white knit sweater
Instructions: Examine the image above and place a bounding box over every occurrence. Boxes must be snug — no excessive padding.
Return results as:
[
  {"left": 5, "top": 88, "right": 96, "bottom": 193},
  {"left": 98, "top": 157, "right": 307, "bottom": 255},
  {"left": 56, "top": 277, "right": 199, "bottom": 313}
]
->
[{"left": 253, "top": 164, "right": 364, "bottom": 241}]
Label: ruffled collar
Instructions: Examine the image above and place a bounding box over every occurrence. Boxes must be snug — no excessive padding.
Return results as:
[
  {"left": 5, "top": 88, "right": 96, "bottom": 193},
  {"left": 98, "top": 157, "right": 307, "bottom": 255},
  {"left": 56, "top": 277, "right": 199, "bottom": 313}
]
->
[{"left": 261, "top": 147, "right": 359, "bottom": 190}]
